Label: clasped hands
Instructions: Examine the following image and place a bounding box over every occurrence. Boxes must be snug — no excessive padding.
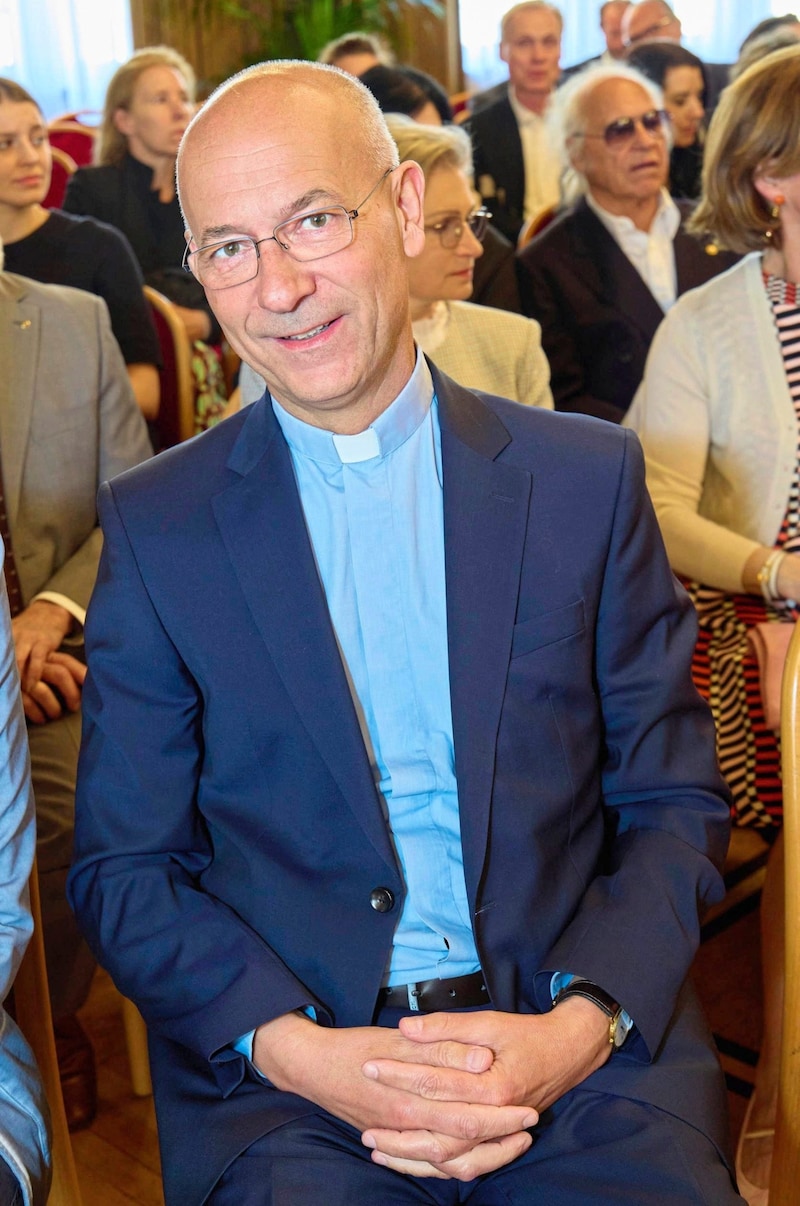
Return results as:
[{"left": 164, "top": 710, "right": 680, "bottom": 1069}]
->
[
  {"left": 11, "top": 600, "right": 85, "bottom": 724},
  {"left": 253, "top": 997, "right": 611, "bottom": 1182}
]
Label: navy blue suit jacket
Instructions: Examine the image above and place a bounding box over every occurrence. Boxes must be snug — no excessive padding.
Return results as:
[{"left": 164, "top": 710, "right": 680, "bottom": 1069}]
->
[{"left": 69, "top": 368, "right": 732, "bottom": 1204}]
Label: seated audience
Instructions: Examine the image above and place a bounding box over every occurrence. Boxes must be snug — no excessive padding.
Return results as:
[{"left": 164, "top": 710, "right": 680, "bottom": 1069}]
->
[
  {"left": 563, "top": 2, "right": 632, "bottom": 76},
  {"left": 516, "top": 65, "right": 735, "bottom": 421},
  {"left": 621, "top": 1, "right": 729, "bottom": 113},
  {"left": 625, "top": 44, "right": 800, "bottom": 1204},
  {"left": 0, "top": 78, "right": 160, "bottom": 419},
  {"left": 63, "top": 46, "right": 227, "bottom": 433},
  {"left": 238, "top": 116, "right": 552, "bottom": 411},
  {"left": 357, "top": 62, "right": 522, "bottom": 314},
  {"left": 0, "top": 568, "right": 50, "bottom": 1205},
  {"left": 317, "top": 31, "right": 393, "bottom": 76},
  {"left": 0, "top": 235, "right": 152, "bottom": 1132},
  {"left": 358, "top": 65, "right": 443, "bottom": 126},
  {"left": 467, "top": 2, "right": 563, "bottom": 244},
  {"left": 626, "top": 43, "right": 705, "bottom": 199}
]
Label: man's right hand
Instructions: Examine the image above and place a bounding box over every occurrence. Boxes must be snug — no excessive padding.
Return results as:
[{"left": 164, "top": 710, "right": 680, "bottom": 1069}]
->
[
  {"left": 251, "top": 1012, "right": 538, "bottom": 1179},
  {"left": 20, "top": 650, "right": 85, "bottom": 725}
]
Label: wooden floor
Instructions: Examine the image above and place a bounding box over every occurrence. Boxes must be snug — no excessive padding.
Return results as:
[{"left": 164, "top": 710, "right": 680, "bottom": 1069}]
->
[
  {"left": 70, "top": 833, "right": 770, "bottom": 1202},
  {"left": 73, "top": 970, "right": 163, "bottom": 1206}
]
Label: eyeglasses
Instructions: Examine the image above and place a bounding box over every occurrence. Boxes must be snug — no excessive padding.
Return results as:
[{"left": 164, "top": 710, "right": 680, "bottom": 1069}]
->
[
  {"left": 622, "top": 14, "right": 674, "bottom": 47},
  {"left": 580, "top": 109, "right": 669, "bottom": 147},
  {"left": 424, "top": 207, "right": 492, "bottom": 249},
  {"left": 183, "top": 166, "right": 395, "bottom": 290}
]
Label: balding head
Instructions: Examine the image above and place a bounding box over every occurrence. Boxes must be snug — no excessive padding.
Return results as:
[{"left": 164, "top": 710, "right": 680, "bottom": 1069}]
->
[
  {"left": 621, "top": 1, "right": 681, "bottom": 50},
  {"left": 177, "top": 61, "right": 426, "bottom": 434}
]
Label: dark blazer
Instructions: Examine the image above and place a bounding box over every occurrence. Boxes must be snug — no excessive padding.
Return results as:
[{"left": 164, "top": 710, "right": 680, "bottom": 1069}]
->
[
  {"left": 516, "top": 197, "right": 737, "bottom": 422},
  {"left": 468, "top": 96, "right": 526, "bottom": 244},
  {"left": 69, "top": 369, "right": 732, "bottom": 1205}
]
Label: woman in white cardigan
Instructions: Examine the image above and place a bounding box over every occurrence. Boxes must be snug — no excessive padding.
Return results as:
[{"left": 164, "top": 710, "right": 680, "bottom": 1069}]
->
[{"left": 626, "top": 45, "right": 800, "bottom": 1206}]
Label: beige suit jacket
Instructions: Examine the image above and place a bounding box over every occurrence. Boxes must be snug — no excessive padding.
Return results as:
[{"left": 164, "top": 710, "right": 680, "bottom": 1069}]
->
[{"left": 0, "top": 272, "right": 152, "bottom": 610}]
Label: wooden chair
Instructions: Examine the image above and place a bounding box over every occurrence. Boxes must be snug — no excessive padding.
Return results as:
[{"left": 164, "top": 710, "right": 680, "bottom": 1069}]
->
[
  {"left": 771, "top": 620, "right": 800, "bottom": 1200},
  {"left": 46, "top": 123, "right": 97, "bottom": 170},
  {"left": 143, "top": 285, "right": 196, "bottom": 449},
  {"left": 43, "top": 147, "right": 77, "bottom": 211},
  {"left": 13, "top": 856, "right": 83, "bottom": 1206}
]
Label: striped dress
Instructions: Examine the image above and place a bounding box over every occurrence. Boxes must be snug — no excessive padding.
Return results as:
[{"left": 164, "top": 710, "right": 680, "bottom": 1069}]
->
[{"left": 686, "top": 272, "right": 800, "bottom": 832}]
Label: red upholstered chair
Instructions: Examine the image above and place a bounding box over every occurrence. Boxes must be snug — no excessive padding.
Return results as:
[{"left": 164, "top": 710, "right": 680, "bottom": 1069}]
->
[
  {"left": 517, "top": 204, "right": 559, "bottom": 249},
  {"left": 43, "top": 146, "right": 77, "bottom": 210},
  {"left": 47, "top": 122, "right": 97, "bottom": 168},
  {"left": 143, "top": 285, "right": 196, "bottom": 449}
]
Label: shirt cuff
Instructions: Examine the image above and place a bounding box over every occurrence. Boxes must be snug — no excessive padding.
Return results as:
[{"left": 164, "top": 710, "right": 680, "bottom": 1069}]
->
[
  {"left": 233, "top": 1006, "right": 318, "bottom": 1079},
  {"left": 32, "top": 592, "right": 86, "bottom": 631}
]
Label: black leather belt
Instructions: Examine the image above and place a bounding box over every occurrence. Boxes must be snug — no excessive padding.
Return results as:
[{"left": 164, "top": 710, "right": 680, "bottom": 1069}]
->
[{"left": 380, "top": 971, "right": 488, "bottom": 1013}]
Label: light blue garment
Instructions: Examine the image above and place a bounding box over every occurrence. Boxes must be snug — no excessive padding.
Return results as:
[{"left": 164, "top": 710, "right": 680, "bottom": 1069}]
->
[
  {"left": 273, "top": 353, "right": 480, "bottom": 985},
  {"left": 0, "top": 557, "right": 51, "bottom": 1206}
]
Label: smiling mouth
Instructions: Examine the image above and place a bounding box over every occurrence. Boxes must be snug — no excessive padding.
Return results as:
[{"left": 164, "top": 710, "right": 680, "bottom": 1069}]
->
[{"left": 282, "top": 321, "right": 333, "bottom": 342}]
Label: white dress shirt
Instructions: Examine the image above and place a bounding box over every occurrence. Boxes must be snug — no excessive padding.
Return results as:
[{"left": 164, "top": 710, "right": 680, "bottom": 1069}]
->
[
  {"left": 508, "top": 87, "right": 562, "bottom": 221},
  {"left": 586, "top": 188, "right": 681, "bottom": 312}
]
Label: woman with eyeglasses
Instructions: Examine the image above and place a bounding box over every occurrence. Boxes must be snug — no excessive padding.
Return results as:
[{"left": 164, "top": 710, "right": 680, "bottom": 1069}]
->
[
  {"left": 236, "top": 116, "right": 552, "bottom": 412},
  {"left": 627, "top": 43, "right": 706, "bottom": 201},
  {"left": 626, "top": 46, "right": 800, "bottom": 1204}
]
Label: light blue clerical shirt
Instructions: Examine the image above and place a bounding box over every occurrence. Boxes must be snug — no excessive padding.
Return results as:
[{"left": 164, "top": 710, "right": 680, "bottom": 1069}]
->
[{"left": 273, "top": 352, "right": 480, "bottom": 985}]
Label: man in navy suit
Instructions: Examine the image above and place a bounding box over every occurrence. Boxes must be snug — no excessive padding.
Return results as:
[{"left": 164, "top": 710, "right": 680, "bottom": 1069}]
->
[{"left": 69, "top": 62, "right": 742, "bottom": 1205}]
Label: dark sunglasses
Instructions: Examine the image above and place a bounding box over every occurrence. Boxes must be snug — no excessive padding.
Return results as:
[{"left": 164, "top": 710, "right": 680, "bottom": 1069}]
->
[{"left": 583, "top": 109, "right": 668, "bottom": 147}]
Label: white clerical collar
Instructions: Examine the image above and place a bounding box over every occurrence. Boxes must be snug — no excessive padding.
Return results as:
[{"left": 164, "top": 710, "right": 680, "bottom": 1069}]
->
[{"left": 272, "top": 348, "right": 434, "bottom": 466}]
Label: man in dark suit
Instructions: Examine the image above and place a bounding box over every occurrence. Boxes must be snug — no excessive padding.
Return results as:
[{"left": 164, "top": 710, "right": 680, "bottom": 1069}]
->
[
  {"left": 468, "top": 3, "right": 563, "bottom": 243},
  {"left": 68, "top": 62, "right": 741, "bottom": 1206},
  {"left": 517, "top": 66, "right": 735, "bottom": 421},
  {"left": 562, "top": 1, "right": 631, "bottom": 78}
]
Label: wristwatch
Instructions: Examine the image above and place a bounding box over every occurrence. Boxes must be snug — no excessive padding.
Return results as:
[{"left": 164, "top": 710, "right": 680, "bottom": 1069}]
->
[{"left": 552, "top": 978, "right": 632, "bottom": 1049}]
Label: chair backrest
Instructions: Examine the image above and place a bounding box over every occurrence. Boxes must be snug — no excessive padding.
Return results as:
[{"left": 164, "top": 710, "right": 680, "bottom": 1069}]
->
[
  {"left": 772, "top": 619, "right": 800, "bottom": 1199},
  {"left": 143, "top": 285, "right": 196, "bottom": 449},
  {"left": 43, "top": 147, "right": 77, "bottom": 211},
  {"left": 13, "top": 856, "right": 83, "bottom": 1206},
  {"left": 517, "top": 204, "right": 559, "bottom": 249},
  {"left": 48, "top": 111, "right": 101, "bottom": 128},
  {"left": 47, "top": 122, "right": 97, "bottom": 169}
]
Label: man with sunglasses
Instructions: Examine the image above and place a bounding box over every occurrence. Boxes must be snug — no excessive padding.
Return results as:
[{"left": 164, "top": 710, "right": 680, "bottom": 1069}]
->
[
  {"left": 517, "top": 65, "right": 736, "bottom": 422},
  {"left": 70, "top": 61, "right": 741, "bottom": 1204}
]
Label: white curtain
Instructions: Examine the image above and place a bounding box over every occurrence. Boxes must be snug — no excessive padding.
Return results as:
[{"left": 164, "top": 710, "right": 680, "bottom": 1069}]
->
[
  {"left": 0, "top": 0, "right": 132, "bottom": 119},
  {"left": 460, "top": 0, "right": 787, "bottom": 90}
]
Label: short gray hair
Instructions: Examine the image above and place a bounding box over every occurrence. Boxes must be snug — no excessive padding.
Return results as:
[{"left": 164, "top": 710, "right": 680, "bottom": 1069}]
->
[{"left": 549, "top": 63, "right": 663, "bottom": 201}]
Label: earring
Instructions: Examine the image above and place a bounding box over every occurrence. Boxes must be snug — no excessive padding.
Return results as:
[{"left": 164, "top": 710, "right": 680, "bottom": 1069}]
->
[{"left": 774, "top": 194, "right": 786, "bottom": 207}]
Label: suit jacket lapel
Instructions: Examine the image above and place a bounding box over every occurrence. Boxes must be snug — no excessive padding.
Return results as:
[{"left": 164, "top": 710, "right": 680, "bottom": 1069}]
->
[
  {"left": 571, "top": 200, "right": 665, "bottom": 341},
  {"left": 212, "top": 401, "right": 397, "bottom": 869},
  {"left": 434, "top": 368, "right": 532, "bottom": 896},
  {"left": 0, "top": 276, "right": 37, "bottom": 529}
]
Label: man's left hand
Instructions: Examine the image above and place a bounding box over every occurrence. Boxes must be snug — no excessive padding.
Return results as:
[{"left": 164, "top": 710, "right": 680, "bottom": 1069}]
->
[{"left": 361, "top": 1000, "right": 612, "bottom": 1178}]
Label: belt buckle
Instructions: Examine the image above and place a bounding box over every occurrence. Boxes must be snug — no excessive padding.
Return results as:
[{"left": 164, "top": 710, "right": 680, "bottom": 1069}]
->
[{"left": 406, "top": 982, "right": 421, "bottom": 1012}]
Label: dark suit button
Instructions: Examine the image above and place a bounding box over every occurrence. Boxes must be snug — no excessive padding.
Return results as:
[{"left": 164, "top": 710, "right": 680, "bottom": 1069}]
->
[{"left": 369, "top": 887, "right": 395, "bottom": 913}]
